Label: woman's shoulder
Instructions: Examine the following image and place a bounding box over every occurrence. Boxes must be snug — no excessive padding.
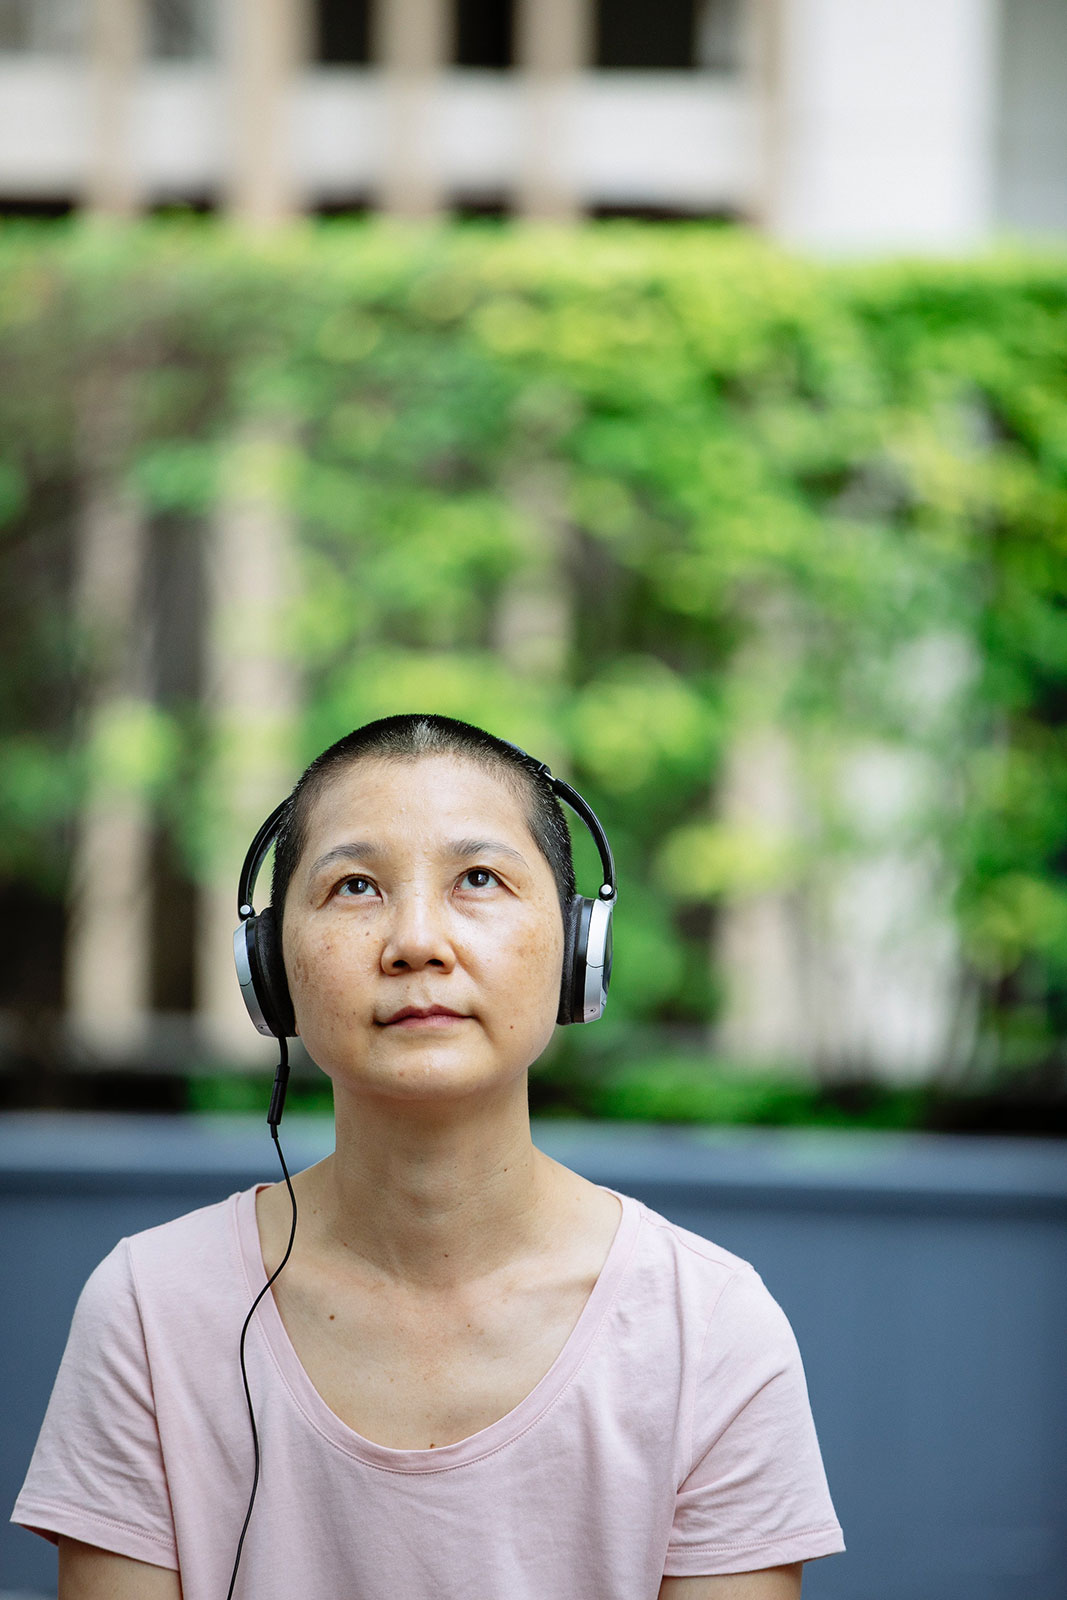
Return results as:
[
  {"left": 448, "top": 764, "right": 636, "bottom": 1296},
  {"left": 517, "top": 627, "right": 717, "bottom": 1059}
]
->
[
  {"left": 620, "top": 1192, "right": 791, "bottom": 1341},
  {"left": 623, "top": 1191, "right": 758, "bottom": 1284},
  {"left": 85, "top": 1185, "right": 259, "bottom": 1320}
]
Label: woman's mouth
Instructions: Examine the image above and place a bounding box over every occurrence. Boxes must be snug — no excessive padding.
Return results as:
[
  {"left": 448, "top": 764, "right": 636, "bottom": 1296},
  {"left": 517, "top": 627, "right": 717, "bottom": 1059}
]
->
[{"left": 381, "top": 1006, "right": 469, "bottom": 1028}]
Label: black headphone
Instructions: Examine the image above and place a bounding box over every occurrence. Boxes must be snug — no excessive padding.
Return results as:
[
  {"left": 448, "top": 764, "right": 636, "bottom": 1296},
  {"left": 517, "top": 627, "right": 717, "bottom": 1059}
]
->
[{"left": 233, "top": 753, "right": 617, "bottom": 1040}]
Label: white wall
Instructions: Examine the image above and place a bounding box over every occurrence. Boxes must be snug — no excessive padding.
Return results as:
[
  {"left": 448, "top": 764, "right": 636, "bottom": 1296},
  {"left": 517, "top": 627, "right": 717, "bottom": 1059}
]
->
[{"left": 768, "top": 0, "right": 1000, "bottom": 253}]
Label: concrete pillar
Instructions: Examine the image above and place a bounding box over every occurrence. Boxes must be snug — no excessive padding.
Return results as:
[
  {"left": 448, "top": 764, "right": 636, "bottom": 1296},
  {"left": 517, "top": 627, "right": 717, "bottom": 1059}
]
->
[
  {"left": 712, "top": 592, "right": 810, "bottom": 1070},
  {"left": 713, "top": 726, "right": 811, "bottom": 1070},
  {"left": 224, "top": 0, "right": 309, "bottom": 226},
  {"left": 807, "top": 737, "right": 975, "bottom": 1084},
  {"left": 492, "top": 464, "right": 573, "bottom": 770},
  {"left": 762, "top": 0, "right": 998, "bottom": 252},
  {"left": 196, "top": 425, "right": 299, "bottom": 1062},
  {"left": 66, "top": 382, "right": 153, "bottom": 1058},
  {"left": 207, "top": 5, "right": 305, "bottom": 1059},
  {"left": 750, "top": 0, "right": 785, "bottom": 230},
  {"left": 714, "top": 612, "right": 973, "bottom": 1083},
  {"left": 493, "top": 468, "right": 572, "bottom": 682},
  {"left": 374, "top": 0, "right": 452, "bottom": 218},
  {"left": 85, "top": 0, "right": 145, "bottom": 217},
  {"left": 514, "top": 0, "right": 591, "bottom": 220},
  {"left": 803, "top": 633, "right": 977, "bottom": 1083}
]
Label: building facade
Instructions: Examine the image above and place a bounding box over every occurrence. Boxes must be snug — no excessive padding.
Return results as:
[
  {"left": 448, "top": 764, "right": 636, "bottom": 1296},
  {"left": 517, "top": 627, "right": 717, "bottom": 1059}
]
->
[{"left": 0, "top": 0, "right": 1063, "bottom": 246}]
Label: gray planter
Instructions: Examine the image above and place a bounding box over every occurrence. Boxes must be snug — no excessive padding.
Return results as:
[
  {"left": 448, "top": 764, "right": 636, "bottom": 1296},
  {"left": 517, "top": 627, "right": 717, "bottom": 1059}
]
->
[{"left": 2, "top": 1114, "right": 1065, "bottom": 1600}]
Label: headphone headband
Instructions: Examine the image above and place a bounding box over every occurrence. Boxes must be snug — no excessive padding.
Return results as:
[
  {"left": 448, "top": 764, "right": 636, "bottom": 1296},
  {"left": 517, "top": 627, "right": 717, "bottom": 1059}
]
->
[
  {"left": 549, "top": 775, "right": 616, "bottom": 900},
  {"left": 237, "top": 799, "right": 290, "bottom": 922}
]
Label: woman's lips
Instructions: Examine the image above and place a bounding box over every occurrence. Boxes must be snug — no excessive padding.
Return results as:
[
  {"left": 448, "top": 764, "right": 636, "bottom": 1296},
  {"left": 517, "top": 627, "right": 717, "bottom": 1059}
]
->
[{"left": 382, "top": 1008, "right": 469, "bottom": 1028}]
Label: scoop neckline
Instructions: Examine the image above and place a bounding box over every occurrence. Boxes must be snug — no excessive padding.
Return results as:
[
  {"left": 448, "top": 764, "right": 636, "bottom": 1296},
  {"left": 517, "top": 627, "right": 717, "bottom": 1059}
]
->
[{"left": 234, "top": 1180, "right": 640, "bottom": 1473}]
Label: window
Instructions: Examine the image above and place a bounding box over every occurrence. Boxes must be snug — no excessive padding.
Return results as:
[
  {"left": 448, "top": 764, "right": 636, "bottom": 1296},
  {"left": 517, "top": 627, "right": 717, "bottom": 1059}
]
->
[
  {"left": 315, "top": 0, "right": 371, "bottom": 64},
  {"left": 696, "top": 0, "right": 742, "bottom": 72},
  {"left": 596, "top": 0, "right": 696, "bottom": 69},
  {"left": 595, "top": 0, "right": 742, "bottom": 71},
  {"left": 0, "top": 0, "right": 84, "bottom": 52},
  {"left": 148, "top": 0, "right": 214, "bottom": 60},
  {"left": 0, "top": 0, "right": 215, "bottom": 59},
  {"left": 455, "top": 0, "right": 512, "bottom": 68}
]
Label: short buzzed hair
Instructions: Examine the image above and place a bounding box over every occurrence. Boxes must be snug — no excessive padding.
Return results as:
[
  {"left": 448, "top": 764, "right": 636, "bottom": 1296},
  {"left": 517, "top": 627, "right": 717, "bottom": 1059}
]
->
[{"left": 270, "top": 714, "right": 576, "bottom": 921}]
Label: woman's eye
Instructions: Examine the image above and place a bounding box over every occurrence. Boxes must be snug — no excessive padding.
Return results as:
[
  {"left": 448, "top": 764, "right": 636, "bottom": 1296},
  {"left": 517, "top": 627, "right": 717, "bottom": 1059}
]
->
[
  {"left": 337, "top": 876, "right": 376, "bottom": 898},
  {"left": 460, "top": 868, "right": 498, "bottom": 890}
]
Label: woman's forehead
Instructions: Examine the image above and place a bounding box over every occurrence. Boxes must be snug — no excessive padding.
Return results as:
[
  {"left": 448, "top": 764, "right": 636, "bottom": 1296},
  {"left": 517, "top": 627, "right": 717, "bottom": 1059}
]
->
[{"left": 303, "top": 753, "right": 533, "bottom": 844}]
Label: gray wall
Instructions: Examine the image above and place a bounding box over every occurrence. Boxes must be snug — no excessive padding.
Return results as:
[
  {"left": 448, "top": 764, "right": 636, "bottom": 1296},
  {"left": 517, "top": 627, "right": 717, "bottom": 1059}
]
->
[
  {"left": 2, "top": 1114, "right": 1066, "bottom": 1599},
  {"left": 996, "top": 0, "right": 1067, "bottom": 234}
]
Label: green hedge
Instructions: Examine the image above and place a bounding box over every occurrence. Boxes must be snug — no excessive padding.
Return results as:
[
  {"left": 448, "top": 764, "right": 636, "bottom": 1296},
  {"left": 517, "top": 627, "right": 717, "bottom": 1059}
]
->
[{"left": 2, "top": 221, "right": 1067, "bottom": 1082}]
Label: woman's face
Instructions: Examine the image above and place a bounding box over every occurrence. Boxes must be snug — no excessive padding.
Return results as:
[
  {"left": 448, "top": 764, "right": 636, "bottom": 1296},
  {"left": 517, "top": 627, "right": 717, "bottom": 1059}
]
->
[{"left": 281, "top": 754, "right": 565, "bottom": 1106}]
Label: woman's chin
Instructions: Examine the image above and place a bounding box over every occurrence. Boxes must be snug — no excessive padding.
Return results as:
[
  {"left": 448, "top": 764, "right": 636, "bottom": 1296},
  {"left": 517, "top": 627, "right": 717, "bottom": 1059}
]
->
[{"left": 321, "top": 1045, "right": 531, "bottom": 1108}]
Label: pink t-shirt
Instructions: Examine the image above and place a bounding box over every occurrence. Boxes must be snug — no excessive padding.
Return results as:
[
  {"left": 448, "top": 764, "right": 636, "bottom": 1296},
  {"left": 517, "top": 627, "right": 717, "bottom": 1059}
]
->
[{"left": 13, "top": 1186, "right": 843, "bottom": 1597}]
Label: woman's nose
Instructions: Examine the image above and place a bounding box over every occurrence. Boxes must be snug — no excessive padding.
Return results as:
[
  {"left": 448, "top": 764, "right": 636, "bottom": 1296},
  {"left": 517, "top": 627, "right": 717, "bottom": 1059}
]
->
[{"left": 380, "top": 892, "right": 455, "bottom": 973}]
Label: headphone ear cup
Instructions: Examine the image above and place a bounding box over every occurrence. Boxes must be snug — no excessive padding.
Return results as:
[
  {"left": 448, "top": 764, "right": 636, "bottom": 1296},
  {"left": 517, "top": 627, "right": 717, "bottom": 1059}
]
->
[
  {"left": 557, "top": 895, "right": 589, "bottom": 1027},
  {"left": 247, "top": 905, "right": 296, "bottom": 1039}
]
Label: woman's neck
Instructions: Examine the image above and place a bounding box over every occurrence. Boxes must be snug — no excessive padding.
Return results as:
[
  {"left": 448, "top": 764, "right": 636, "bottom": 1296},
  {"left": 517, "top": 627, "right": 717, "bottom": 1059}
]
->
[{"left": 299, "top": 1082, "right": 563, "bottom": 1291}]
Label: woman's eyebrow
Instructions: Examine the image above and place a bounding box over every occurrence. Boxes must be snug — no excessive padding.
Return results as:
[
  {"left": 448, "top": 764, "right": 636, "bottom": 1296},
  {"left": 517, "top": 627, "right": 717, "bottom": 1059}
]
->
[
  {"left": 308, "top": 842, "right": 380, "bottom": 878},
  {"left": 446, "top": 838, "right": 529, "bottom": 867}
]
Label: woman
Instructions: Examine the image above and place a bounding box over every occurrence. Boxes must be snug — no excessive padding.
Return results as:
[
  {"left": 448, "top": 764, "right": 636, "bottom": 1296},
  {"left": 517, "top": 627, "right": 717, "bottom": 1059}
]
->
[{"left": 14, "top": 714, "right": 844, "bottom": 1598}]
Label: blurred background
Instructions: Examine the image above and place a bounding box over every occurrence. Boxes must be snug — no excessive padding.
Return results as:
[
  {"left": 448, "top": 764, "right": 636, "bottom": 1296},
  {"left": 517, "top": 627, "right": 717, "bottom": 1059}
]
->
[
  {"left": 2, "top": 6, "right": 1067, "bottom": 1600},
  {"left": 0, "top": 0, "right": 1066, "bottom": 1127}
]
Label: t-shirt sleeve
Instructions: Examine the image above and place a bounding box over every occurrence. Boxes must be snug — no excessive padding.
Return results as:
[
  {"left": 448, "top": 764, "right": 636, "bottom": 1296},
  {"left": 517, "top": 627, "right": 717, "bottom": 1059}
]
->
[
  {"left": 665, "top": 1266, "right": 845, "bottom": 1578},
  {"left": 10, "top": 1238, "right": 179, "bottom": 1569}
]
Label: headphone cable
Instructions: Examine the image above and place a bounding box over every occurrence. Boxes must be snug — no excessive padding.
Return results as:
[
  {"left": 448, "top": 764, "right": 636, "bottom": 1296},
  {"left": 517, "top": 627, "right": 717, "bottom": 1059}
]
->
[{"left": 226, "top": 1038, "right": 298, "bottom": 1600}]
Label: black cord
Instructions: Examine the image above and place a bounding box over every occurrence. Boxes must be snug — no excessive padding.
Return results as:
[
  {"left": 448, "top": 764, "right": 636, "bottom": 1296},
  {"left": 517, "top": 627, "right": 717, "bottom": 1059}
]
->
[{"left": 225, "top": 1039, "right": 298, "bottom": 1600}]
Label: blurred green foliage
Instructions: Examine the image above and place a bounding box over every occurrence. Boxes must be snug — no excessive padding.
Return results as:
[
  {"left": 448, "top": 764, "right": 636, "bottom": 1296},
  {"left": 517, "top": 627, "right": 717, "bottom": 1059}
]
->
[
  {"left": 186, "top": 1056, "right": 933, "bottom": 1131},
  {"left": 2, "top": 221, "right": 1067, "bottom": 1082}
]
